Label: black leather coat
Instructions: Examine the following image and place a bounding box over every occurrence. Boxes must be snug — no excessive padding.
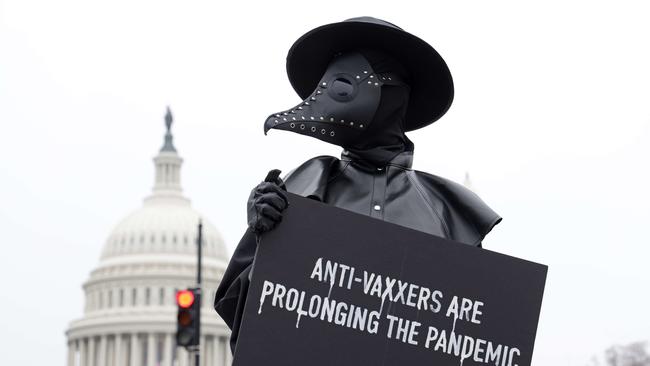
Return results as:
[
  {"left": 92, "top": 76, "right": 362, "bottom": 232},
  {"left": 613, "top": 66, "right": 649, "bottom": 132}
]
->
[{"left": 214, "top": 150, "right": 502, "bottom": 352}]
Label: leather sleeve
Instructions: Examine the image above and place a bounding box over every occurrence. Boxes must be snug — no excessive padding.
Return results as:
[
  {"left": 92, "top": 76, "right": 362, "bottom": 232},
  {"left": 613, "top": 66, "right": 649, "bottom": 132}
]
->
[{"left": 213, "top": 228, "right": 257, "bottom": 353}]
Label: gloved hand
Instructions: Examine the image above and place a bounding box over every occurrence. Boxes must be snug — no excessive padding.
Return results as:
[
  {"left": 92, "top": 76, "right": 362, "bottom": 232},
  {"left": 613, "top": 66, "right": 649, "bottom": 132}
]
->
[{"left": 247, "top": 169, "right": 289, "bottom": 234}]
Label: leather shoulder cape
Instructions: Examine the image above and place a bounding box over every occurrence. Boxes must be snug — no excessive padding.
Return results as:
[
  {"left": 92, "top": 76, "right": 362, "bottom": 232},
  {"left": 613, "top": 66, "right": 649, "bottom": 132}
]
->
[{"left": 283, "top": 155, "right": 501, "bottom": 246}]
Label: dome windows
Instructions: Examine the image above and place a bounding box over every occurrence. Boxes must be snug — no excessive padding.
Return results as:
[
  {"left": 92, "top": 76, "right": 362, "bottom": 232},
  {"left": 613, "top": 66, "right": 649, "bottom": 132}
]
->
[{"left": 145, "top": 287, "right": 151, "bottom": 306}]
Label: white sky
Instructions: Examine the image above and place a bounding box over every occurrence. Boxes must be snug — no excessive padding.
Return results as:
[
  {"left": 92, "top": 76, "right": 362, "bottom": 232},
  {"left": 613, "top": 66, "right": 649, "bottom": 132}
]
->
[{"left": 1, "top": 0, "right": 649, "bottom": 365}]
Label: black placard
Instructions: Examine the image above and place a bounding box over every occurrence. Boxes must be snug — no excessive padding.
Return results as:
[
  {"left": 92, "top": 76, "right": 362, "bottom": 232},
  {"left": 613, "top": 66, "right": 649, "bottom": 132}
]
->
[{"left": 233, "top": 193, "right": 547, "bottom": 366}]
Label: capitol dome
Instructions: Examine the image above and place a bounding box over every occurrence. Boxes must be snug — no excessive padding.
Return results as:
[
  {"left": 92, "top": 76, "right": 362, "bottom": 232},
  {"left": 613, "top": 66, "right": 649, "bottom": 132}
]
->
[
  {"left": 100, "top": 193, "right": 227, "bottom": 261},
  {"left": 66, "top": 108, "right": 232, "bottom": 366}
]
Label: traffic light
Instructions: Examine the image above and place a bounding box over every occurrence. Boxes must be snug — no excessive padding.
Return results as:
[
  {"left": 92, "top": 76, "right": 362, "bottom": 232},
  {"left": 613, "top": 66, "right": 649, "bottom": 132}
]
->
[{"left": 176, "top": 288, "right": 200, "bottom": 347}]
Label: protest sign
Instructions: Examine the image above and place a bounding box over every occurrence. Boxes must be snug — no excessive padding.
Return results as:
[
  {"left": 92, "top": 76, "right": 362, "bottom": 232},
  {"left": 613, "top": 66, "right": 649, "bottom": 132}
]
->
[{"left": 233, "top": 193, "right": 547, "bottom": 366}]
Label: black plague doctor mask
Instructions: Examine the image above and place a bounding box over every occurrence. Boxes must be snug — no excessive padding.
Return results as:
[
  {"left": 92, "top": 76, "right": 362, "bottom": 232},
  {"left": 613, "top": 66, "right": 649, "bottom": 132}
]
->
[{"left": 264, "top": 50, "right": 414, "bottom": 167}]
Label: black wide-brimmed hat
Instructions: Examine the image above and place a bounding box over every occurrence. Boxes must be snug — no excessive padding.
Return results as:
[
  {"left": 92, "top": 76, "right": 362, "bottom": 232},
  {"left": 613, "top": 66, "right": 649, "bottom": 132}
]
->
[{"left": 286, "top": 16, "right": 454, "bottom": 131}]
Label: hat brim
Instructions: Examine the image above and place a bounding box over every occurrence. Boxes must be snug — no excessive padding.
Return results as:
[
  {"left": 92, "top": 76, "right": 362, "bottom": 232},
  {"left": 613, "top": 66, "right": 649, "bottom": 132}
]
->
[{"left": 286, "top": 20, "right": 454, "bottom": 131}]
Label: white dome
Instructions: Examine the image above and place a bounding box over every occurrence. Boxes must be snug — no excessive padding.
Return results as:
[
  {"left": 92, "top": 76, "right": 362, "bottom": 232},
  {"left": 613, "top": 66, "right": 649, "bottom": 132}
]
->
[
  {"left": 66, "top": 110, "right": 232, "bottom": 366},
  {"left": 101, "top": 199, "right": 228, "bottom": 261}
]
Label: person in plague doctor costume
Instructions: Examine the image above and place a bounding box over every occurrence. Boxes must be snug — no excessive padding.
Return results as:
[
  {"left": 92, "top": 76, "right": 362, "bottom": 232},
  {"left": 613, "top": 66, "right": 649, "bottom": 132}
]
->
[{"left": 214, "top": 16, "right": 502, "bottom": 353}]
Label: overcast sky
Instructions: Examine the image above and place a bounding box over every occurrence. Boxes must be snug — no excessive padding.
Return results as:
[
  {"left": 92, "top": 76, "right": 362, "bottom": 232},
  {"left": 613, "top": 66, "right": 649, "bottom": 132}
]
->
[{"left": 1, "top": 0, "right": 649, "bottom": 365}]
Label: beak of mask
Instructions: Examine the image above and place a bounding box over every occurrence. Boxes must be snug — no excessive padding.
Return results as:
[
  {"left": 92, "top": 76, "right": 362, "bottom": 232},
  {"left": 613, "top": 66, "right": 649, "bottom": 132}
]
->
[{"left": 264, "top": 51, "right": 404, "bottom": 146}]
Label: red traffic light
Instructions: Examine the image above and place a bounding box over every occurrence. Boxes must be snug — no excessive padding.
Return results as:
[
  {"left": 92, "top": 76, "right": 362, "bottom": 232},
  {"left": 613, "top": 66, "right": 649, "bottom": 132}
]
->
[
  {"left": 176, "top": 288, "right": 200, "bottom": 347},
  {"left": 176, "top": 290, "right": 195, "bottom": 309}
]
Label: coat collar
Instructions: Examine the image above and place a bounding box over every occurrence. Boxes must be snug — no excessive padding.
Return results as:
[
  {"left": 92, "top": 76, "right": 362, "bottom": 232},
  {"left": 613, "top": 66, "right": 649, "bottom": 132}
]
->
[{"left": 341, "top": 149, "right": 413, "bottom": 171}]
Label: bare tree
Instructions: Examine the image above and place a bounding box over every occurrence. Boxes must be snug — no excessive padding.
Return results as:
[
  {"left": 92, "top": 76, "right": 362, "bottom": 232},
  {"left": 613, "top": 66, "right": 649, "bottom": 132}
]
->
[{"left": 601, "top": 342, "right": 650, "bottom": 366}]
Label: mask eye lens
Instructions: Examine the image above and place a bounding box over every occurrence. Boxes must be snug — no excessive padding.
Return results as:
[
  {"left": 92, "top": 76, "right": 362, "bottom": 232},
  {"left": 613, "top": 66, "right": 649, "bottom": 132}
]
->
[
  {"left": 331, "top": 78, "right": 353, "bottom": 97},
  {"left": 328, "top": 76, "right": 356, "bottom": 101}
]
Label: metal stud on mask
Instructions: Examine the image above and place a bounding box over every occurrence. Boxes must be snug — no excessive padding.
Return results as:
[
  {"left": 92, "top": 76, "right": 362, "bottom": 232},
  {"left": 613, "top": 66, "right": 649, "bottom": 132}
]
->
[{"left": 264, "top": 51, "right": 404, "bottom": 147}]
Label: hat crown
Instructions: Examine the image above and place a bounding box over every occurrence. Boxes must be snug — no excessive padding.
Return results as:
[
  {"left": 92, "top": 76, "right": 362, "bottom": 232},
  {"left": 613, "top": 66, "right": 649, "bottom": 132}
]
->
[{"left": 343, "top": 17, "right": 403, "bottom": 31}]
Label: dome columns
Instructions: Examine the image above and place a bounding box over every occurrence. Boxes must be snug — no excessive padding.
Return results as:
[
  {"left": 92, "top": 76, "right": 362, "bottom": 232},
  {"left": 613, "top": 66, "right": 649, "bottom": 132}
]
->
[
  {"left": 153, "top": 153, "right": 183, "bottom": 195},
  {"left": 66, "top": 332, "right": 231, "bottom": 366}
]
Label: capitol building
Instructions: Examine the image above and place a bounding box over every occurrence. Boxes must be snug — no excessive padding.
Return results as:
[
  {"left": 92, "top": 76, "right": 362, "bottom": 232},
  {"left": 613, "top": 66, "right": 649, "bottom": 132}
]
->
[{"left": 66, "top": 109, "right": 232, "bottom": 366}]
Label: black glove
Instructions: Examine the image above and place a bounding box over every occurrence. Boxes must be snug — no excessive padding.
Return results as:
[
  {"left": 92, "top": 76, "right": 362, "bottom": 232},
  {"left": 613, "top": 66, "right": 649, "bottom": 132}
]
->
[{"left": 247, "top": 169, "right": 289, "bottom": 234}]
